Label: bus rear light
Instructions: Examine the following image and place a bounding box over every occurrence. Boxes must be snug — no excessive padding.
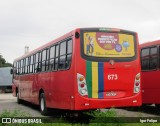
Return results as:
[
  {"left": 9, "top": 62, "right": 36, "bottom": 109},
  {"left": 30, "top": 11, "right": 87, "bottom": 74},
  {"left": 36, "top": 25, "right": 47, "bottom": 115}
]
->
[
  {"left": 79, "top": 76, "right": 85, "bottom": 82},
  {"left": 134, "top": 73, "right": 140, "bottom": 93},
  {"left": 135, "top": 87, "right": 140, "bottom": 92},
  {"left": 80, "top": 83, "right": 85, "bottom": 88},
  {"left": 133, "top": 100, "right": 137, "bottom": 103},
  {"left": 77, "top": 73, "right": 88, "bottom": 96},
  {"left": 84, "top": 103, "right": 89, "bottom": 106},
  {"left": 135, "top": 82, "right": 139, "bottom": 86},
  {"left": 80, "top": 89, "right": 87, "bottom": 94},
  {"left": 136, "top": 74, "right": 140, "bottom": 80}
]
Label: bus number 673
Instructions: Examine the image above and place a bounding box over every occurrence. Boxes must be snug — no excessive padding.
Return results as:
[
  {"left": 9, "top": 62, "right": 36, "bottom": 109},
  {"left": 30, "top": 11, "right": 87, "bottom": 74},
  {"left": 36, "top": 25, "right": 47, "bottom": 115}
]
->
[{"left": 108, "top": 74, "right": 118, "bottom": 80}]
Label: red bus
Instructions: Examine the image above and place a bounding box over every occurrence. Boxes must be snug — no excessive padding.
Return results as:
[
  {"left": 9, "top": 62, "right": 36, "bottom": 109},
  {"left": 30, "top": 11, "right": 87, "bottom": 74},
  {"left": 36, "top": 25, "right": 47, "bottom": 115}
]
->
[
  {"left": 140, "top": 40, "right": 160, "bottom": 107},
  {"left": 12, "top": 28, "right": 141, "bottom": 115}
]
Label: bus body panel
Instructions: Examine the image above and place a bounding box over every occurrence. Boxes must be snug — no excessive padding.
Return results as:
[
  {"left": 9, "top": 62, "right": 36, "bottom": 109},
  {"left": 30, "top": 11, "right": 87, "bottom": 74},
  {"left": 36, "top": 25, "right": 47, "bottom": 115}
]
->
[
  {"left": 40, "top": 35, "right": 76, "bottom": 109},
  {"left": 140, "top": 40, "right": 160, "bottom": 104},
  {"left": 12, "top": 28, "right": 141, "bottom": 111},
  {"left": 44, "top": 71, "right": 75, "bottom": 109},
  {"left": 74, "top": 29, "right": 141, "bottom": 110},
  {"left": 12, "top": 32, "right": 76, "bottom": 110}
]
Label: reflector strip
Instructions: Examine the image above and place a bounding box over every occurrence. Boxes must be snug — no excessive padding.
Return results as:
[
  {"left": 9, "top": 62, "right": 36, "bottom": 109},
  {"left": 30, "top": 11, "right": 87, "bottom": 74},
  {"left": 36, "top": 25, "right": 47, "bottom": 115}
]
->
[
  {"left": 92, "top": 62, "right": 98, "bottom": 98},
  {"left": 86, "top": 61, "right": 92, "bottom": 98},
  {"left": 98, "top": 62, "right": 104, "bottom": 98},
  {"left": 86, "top": 61, "right": 104, "bottom": 98}
]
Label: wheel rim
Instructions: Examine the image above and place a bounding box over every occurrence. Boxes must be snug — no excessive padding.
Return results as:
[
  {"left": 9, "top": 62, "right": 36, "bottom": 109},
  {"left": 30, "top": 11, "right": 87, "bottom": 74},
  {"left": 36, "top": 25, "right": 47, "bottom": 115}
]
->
[
  {"left": 40, "top": 97, "right": 44, "bottom": 111},
  {"left": 17, "top": 92, "right": 19, "bottom": 99}
]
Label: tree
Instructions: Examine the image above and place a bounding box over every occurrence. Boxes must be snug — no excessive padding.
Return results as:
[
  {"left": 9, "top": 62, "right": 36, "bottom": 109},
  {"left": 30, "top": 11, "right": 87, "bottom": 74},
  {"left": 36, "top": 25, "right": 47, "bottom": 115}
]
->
[{"left": 0, "top": 54, "right": 12, "bottom": 67}]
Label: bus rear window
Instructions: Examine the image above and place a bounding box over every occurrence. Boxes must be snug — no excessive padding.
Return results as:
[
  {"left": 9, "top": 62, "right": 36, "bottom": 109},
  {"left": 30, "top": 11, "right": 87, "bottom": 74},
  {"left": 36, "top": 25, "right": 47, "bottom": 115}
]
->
[{"left": 83, "top": 32, "right": 135, "bottom": 58}]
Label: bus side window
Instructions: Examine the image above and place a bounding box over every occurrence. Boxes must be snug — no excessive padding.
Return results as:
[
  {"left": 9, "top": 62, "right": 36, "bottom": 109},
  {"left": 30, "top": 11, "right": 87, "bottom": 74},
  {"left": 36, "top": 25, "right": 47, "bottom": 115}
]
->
[
  {"left": 141, "top": 48, "right": 149, "bottom": 70},
  {"left": 25, "top": 57, "right": 28, "bottom": 74},
  {"left": 18, "top": 61, "right": 21, "bottom": 75},
  {"left": 16, "top": 62, "right": 18, "bottom": 74},
  {"left": 66, "top": 39, "right": 72, "bottom": 69},
  {"left": 34, "top": 52, "right": 42, "bottom": 73},
  {"left": 28, "top": 57, "right": 31, "bottom": 74},
  {"left": 23, "top": 59, "right": 25, "bottom": 74},
  {"left": 21, "top": 60, "right": 23, "bottom": 74},
  {"left": 49, "top": 46, "right": 55, "bottom": 71},
  {"left": 46, "top": 48, "right": 49, "bottom": 71},
  {"left": 35, "top": 53, "right": 39, "bottom": 72},
  {"left": 59, "top": 41, "right": 66, "bottom": 70},
  {"left": 41, "top": 49, "right": 49, "bottom": 72},
  {"left": 39, "top": 52, "right": 42, "bottom": 72},
  {"left": 141, "top": 47, "right": 158, "bottom": 71},
  {"left": 55, "top": 45, "right": 59, "bottom": 70},
  {"left": 42, "top": 50, "right": 46, "bottom": 72},
  {"left": 30, "top": 55, "right": 34, "bottom": 73},
  {"left": 150, "top": 47, "right": 158, "bottom": 70},
  {"left": 33, "top": 54, "right": 36, "bottom": 73}
]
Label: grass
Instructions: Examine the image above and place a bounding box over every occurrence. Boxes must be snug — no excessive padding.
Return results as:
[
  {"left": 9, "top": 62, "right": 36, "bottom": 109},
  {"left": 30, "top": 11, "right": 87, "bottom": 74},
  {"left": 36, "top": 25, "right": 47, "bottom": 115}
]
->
[
  {"left": 0, "top": 109, "right": 31, "bottom": 117},
  {"left": 0, "top": 108, "right": 159, "bottom": 126},
  {"left": 85, "top": 109, "right": 125, "bottom": 126},
  {"left": 0, "top": 109, "right": 31, "bottom": 126}
]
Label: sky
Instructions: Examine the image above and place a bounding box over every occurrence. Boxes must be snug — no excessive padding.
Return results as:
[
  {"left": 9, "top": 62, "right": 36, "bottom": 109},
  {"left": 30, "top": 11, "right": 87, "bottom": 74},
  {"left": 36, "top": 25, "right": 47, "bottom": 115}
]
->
[{"left": 0, "top": 0, "right": 160, "bottom": 63}]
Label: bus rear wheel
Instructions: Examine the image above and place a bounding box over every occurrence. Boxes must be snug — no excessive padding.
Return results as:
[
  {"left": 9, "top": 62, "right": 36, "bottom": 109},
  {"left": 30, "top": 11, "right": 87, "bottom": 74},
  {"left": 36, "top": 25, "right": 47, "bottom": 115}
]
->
[
  {"left": 40, "top": 93, "right": 48, "bottom": 115},
  {"left": 155, "top": 104, "right": 160, "bottom": 108},
  {"left": 17, "top": 91, "right": 22, "bottom": 104}
]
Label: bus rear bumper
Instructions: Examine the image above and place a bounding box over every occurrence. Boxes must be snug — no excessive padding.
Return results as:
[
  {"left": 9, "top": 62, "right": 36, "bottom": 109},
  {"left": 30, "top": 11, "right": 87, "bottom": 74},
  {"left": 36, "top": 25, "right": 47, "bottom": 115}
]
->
[{"left": 75, "top": 93, "right": 142, "bottom": 110}]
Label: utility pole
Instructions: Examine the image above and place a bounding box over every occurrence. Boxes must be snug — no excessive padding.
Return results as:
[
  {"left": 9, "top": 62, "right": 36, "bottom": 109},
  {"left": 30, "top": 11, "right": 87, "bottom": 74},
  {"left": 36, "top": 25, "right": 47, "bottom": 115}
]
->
[{"left": 25, "top": 46, "right": 29, "bottom": 54}]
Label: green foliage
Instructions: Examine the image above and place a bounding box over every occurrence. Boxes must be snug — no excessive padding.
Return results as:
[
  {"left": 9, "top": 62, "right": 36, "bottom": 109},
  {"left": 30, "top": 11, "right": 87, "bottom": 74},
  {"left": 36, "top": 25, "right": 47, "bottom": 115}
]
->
[
  {"left": 85, "top": 109, "right": 125, "bottom": 126},
  {"left": 3, "top": 108, "right": 158, "bottom": 126},
  {"left": 85, "top": 109, "right": 116, "bottom": 118},
  {"left": 0, "top": 54, "right": 12, "bottom": 67},
  {"left": 125, "top": 123, "right": 160, "bottom": 126},
  {"left": 0, "top": 109, "right": 31, "bottom": 117},
  {"left": 0, "top": 109, "right": 31, "bottom": 126}
]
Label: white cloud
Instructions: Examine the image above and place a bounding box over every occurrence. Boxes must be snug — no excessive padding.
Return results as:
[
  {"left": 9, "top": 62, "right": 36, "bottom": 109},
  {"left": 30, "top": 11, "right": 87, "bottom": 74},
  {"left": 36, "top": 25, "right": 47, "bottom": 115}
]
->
[
  {"left": 0, "top": 0, "right": 160, "bottom": 63},
  {"left": 135, "top": 19, "right": 160, "bottom": 43}
]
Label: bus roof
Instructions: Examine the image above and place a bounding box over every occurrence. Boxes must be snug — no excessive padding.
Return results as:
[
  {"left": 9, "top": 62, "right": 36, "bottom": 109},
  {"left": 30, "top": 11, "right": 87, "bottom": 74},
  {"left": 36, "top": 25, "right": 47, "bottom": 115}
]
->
[
  {"left": 13, "top": 27, "right": 137, "bottom": 62},
  {"left": 140, "top": 40, "right": 160, "bottom": 48}
]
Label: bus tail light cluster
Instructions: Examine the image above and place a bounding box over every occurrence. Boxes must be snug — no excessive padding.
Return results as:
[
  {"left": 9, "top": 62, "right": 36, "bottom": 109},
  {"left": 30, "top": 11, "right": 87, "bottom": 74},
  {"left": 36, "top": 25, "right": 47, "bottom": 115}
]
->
[
  {"left": 134, "top": 73, "right": 140, "bottom": 93},
  {"left": 77, "top": 73, "right": 88, "bottom": 96}
]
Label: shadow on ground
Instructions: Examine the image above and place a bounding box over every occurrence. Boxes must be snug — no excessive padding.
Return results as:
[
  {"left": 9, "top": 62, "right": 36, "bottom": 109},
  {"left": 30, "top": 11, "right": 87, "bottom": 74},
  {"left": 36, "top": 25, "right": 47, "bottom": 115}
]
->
[
  {"left": 122, "top": 105, "right": 160, "bottom": 116},
  {"left": 18, "top": 100, "right": 93, "bottom": 124}
]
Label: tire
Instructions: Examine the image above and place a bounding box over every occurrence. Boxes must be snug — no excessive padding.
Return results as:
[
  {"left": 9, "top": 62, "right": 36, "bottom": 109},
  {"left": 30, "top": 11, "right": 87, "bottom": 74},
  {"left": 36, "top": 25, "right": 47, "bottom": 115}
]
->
[
  {"left": 17, "top": 91, "right": 22, "bottom": 104},
  {"left": 40, "top": 93, "right": 48, "bottom": 116},
  {"left": 155, "top": 104, "right": 160, "bottom": 108}
]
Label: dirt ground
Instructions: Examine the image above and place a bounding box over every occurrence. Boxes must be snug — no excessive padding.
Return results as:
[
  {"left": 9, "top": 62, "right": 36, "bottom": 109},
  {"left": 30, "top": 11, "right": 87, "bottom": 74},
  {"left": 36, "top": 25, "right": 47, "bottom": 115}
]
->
[{"left": 0, "top": 93, "right": 160, "bottom": 117}]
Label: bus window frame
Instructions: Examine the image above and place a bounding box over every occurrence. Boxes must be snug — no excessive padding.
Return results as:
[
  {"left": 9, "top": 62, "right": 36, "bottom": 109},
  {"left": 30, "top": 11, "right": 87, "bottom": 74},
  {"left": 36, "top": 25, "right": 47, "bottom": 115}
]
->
[
  {"left": 58, "top": 38, "right": 73, "bottom": 71},
  {"left": 14, "top": 37, "right": 73, "bottom": 74},
  {"left": 58, "top": 40, "right": 67, "bottom": 70},
  {"left": 80, "top": 28, "right": 137, "bottom": 62},
  {"left": 49, "top": 45, "right": 56, "bottom": 71},
  {"left": 41, "top": 49, "right": 47, "bottom": 72},
  {"left": 141, "top": 45, "right": 159, "bottom": 72}
]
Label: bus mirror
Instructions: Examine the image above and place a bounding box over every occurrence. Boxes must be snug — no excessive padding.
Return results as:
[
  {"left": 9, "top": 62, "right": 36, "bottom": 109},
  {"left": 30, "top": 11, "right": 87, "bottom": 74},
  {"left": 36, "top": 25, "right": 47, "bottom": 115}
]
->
[
  {"left": 10, "top": 69, "right": 13, "bottom": 74},
  {"left": 75, "top": 32, "right": 80, "bottom": 39}
]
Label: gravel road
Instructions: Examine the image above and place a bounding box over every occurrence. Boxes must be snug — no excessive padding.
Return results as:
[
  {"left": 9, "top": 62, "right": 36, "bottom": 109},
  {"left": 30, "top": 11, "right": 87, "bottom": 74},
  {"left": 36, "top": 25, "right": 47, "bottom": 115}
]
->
[
  {"left": 0, "top": 93, "right": 43, "bottom": 117},
  {"left": 0, "top": 93, "right": 160, "bottom": 117}
]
